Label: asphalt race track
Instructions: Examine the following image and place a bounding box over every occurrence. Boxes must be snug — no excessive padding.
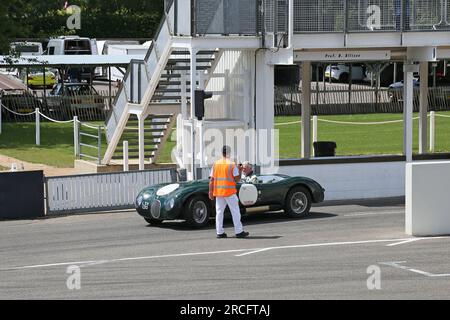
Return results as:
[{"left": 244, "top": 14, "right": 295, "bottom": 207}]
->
[{"left": 1, "top": 199, "right": 449, "bottom": 300}]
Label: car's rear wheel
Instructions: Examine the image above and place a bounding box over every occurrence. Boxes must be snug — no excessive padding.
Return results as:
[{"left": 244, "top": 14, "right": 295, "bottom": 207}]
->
[
  {"left": 144, "top": 218, "right": 164, "bottom": 226},
  {"left": 184, "top": 195, "right": 211, "bottom": 228},
  {"left": 285, "top": 186, "right": 312, "bottom": 218}
]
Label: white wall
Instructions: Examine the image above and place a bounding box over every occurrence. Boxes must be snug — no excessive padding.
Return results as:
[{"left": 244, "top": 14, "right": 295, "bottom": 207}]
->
[
  {"left": 205, "top": 50, "right": 254, "bottom": 124},
  {"left": 406, "top": 161, "right": 450, "bottom": 236},
  {"left": 271, "top": 161, "right": 406, "bottom": 201}
]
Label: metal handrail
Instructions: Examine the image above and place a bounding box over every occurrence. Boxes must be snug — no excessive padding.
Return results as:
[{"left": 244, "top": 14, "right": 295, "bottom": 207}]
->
[{"left": 294, "top": 0, "right": 450, "bottom": 34}]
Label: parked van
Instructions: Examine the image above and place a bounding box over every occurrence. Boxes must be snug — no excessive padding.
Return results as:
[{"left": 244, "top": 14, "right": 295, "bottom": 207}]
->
[
  {"left": 45, "top": 36, "right": 98, "bottom": 83},
  {"left": 45, "top": 36, "right": 98, "bottom": 56},
  {"left": 10, "top": 41, "right": 44, "bottom": 56}
]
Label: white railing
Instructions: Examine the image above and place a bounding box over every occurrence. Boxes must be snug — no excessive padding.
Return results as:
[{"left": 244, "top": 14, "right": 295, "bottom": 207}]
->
[
  {"left": 104, "top": 0, "right": 175, "bottom": 166},
  {"left": 45, "top": 169, "right": 178, "bottom": 214}
]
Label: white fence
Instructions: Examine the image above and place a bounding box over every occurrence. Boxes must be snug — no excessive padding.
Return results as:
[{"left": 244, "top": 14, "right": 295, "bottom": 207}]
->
[{"left": 45, "top": 168, "right": 177, "bottom": 215}]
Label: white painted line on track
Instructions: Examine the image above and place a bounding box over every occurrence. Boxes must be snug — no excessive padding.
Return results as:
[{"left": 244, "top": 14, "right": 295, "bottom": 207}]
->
[
  {"left": 1, "top": 248, "right": 260, "bottom": 271},
  {"left": 386, "top": 239, "right": 421, "bottom": 247},
  {"left": 2, "top": 236, "right": 449, "bottom": 271},
  {"left": 235, "top": 248, "right": 272, "bottom": 257},
  {"left": 380, "top": 261, "right": 450, "bottom": 277},
  {"left": 344, "top": 210, "right": 403, "bottom": 217}
]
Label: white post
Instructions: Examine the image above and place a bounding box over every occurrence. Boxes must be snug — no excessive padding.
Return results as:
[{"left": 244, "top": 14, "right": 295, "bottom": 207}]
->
[
  {"left": 35, "top": 108, "right": 40, "bottom": 146},
  {"left": 74, "top": 116, "right": 79, "bottom": 156},
  {"left": 404, "top": 63, "right": 416, "bottom": 163},
  {"left": 313, "top": 115, "right": 318, "bottom": 143},
  {"left": 312, "top": 115, "right": 318, "bottom": 157},
  {"left": 123, "top": 141, "right": 129, "bottom": 172},
  {"left": 138, "top": 114, "right": 145, "bottom": 171},
  {"left": 430, "top": 111, "right": 435, "bottom": 153},
  {"left": 301, "top": 61, "right": 312, "bottom": 158},
  {"left": 419, "top": 62, "right": 428, "bottom": 154}
]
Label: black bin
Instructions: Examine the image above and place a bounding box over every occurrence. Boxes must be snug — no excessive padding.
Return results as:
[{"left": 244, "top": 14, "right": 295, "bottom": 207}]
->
[{"left": 313, "top": 141, "right": 337, "bottom": 157}]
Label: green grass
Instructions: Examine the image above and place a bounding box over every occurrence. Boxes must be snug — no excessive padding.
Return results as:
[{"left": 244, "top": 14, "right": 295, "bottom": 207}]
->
[
  {"left": 0, "top": 122, "right": 107, "bottom": 168},
  {"left": 157, "top": 129, "right": 177, "bottom": 164},
  {"left": 2, "top": 112, "right": 450, "bottom": 167},
  {"left": 276, "top": 112, "right": 450, "bottom": 158}
]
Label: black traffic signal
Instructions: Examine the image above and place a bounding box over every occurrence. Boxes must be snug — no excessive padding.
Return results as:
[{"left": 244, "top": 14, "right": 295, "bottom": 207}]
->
[{"left": 195, "top": 90, "right": 213, "bottom": 121}]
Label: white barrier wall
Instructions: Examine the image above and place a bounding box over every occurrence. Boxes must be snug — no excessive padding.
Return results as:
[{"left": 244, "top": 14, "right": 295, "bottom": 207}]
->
[
  {"left": 273, "top": 161, "right": 406, "bottom": 201},
  {"left": 406, "top": 161, "right": 450, "bottom": 236}
]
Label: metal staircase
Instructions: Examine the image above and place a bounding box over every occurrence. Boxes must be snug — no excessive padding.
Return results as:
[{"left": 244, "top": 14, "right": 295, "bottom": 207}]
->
[
  {"left": 103, "top": 0, "right": 220, "bottom": 166},
  {"left": 112, "top": 114, "right": 175, "bottom": 163}
]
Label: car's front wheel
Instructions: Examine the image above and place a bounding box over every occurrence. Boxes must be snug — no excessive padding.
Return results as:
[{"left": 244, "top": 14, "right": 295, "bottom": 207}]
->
[
  {"left": 285, "top": 186, "right": 312, "bottom": 218},
  {"left": 184, "top": 195, "right": 211, "bottom": 228},
  {"left": 144, "top": 218, "right": 164, "bottom": 226}
]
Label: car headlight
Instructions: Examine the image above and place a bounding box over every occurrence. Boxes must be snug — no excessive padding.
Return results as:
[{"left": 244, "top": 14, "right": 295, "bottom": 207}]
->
[
  {"left": 165, "top": 198, "right": 175, "bottom": 211},
  {"left": 136, "top": 195, "right": 143, "bottom": 207},
  {"left": 143, "top": 193, "right": 152, "bottom": 200}
]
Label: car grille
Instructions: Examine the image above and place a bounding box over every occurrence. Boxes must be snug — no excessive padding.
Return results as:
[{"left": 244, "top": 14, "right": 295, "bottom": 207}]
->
[{"left": 150, "top": 200, "right": 161, "bottom": 219}]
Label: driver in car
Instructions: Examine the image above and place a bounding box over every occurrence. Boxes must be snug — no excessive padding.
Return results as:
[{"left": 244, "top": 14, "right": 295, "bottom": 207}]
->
[{"left": 241, "top": 161, "right": 258, "bottom": 184}]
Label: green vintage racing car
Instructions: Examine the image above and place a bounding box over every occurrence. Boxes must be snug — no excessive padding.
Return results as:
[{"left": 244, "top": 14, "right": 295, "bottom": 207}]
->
[{"left": 135, "top": 174, "right": 325, "bottom": 228}]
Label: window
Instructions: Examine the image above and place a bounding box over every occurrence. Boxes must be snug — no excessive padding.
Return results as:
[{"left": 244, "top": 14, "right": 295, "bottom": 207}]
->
[{"left": 64, "top": 40, "right": 92, "bottom": 55}]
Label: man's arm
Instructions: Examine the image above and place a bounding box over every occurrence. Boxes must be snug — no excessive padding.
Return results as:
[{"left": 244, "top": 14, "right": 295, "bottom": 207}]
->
[
  {"left": 234, "top": 164, "right": 243, "bottom": 183},
  {"left": 209, "top": 177, "right": 215, "bottom": 200}
]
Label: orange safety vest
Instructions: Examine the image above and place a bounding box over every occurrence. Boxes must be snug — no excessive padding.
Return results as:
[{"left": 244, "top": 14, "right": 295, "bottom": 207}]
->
[{"left": 212, "top": 158, "right": 237, "bottom": 198}]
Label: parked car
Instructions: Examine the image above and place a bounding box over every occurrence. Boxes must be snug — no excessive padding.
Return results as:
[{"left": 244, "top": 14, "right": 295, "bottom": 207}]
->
[
  {"left": 387, "top": 78, "right": 420, "bottom": 103},
  {"left": 10, "top": 41, "right": 44, "bottom": 56},
  {"left": 47, "top": 83, "right": 105, "bottom": 115},
  {"left": 20, "top": 68, "right": 57, "bottom": 89},
  {"left": 387, "top": 78, "right": 450, "bottom": 106},
  {"left": 135, "top": 174, "right": 325, "bottom": 228},
  {"left": 325, "top": 64, "right": 365, "bottom": 83}
]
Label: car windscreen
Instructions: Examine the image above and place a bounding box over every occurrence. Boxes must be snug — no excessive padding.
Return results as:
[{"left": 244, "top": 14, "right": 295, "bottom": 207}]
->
[
  {"left": 64, "top": 40, "right": 92, "bottom": 55},
  {"left": 14, "top": 45, "right": 40, "bottom": 53},
  {"left": 255, "top": 175, "right": 286, "bottom": 184}
]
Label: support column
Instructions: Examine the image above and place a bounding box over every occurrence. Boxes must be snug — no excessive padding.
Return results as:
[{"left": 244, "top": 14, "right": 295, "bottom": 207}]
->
[
  {"left": 255, "top": 51, "right": 275, "bottom": 171},
  {"left": 190, "top": 48, "right": 198, "bottom": 179},
  {"left": 404, "top": 63, "right": 417, "bottom": 163},
  {"left": 138, "top": 113, "right": 145, "bottom": 170},
  {"left": 301, "top": 61, "right": 312, "bottom": 159},
  {"left": 419, "top": 61, "right": 428, "bottom": 154},
  {"left": 180, "top": 71, "right": 188, "bottom": 119}
]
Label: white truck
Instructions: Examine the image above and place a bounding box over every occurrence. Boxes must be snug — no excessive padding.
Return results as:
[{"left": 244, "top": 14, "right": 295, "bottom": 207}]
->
[{"left": 45, "top": 36, "right": 98, "bottom": 56}]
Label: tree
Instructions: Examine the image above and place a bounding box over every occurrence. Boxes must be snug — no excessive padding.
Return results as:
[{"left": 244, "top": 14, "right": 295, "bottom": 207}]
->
[
  {"left": 1, "top": 0, "right": 166, "bottom": 54},
  {"left": 0, "top": 0, "right": 31, "bottom": 54}
]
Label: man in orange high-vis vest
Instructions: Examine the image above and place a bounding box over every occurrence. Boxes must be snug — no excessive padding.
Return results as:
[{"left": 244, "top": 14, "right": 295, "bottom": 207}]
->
[{"left": 209, "top": 146, "right": 250, "bottom": 239}]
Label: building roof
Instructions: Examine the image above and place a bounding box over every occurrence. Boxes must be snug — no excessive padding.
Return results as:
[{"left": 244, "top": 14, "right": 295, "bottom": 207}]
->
[
  {"left": 0, "top": 74, "right": 28, "bottom": 91},
  {"left": 0, "top": 54, "right": 146, "bottom": 68}
]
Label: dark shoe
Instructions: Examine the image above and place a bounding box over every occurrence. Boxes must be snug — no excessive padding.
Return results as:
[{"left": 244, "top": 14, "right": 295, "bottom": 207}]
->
[
  {"left": 217, "top": 233, "right": 228, "bottom": 239},
  {"left": 236, "top": 231, "right": 249, "bottom": 238}
]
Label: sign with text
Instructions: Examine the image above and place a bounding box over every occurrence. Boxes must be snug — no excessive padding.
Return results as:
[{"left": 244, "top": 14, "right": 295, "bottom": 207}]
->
[{"left": 295, "top": 51, "right": 391, "bottom": 62}]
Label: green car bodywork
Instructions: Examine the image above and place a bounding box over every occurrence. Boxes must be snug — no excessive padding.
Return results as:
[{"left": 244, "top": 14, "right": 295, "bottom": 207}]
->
[{"left": 135, "top": 174, "right": 325, "bottom": 227}]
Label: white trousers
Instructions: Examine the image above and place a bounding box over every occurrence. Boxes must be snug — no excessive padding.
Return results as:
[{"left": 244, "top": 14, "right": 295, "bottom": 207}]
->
[{"left": 215, "top": 194, "right": 244, "bottom": 235}]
